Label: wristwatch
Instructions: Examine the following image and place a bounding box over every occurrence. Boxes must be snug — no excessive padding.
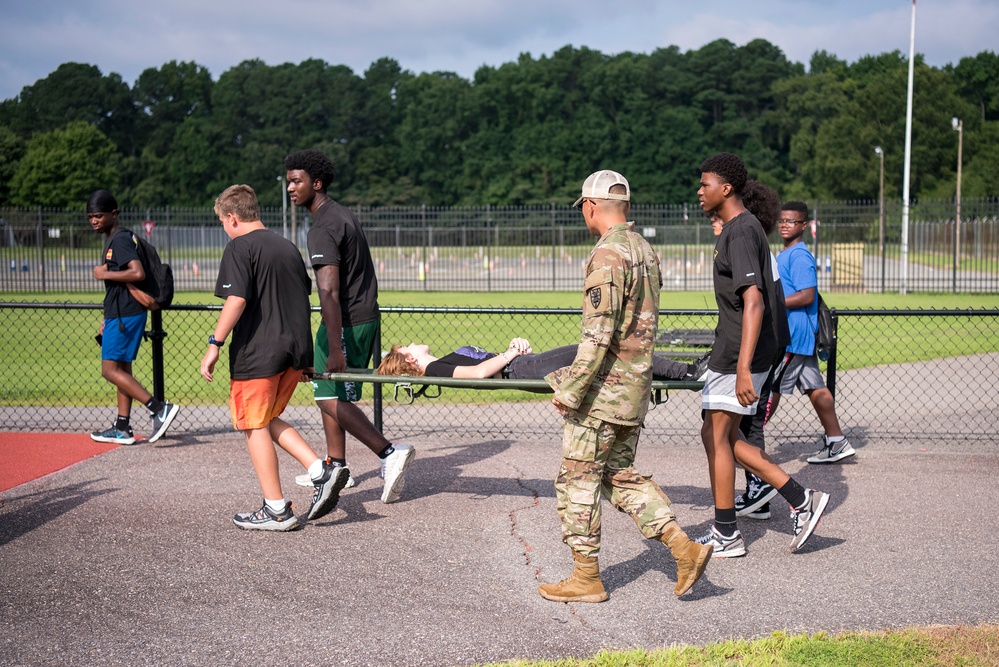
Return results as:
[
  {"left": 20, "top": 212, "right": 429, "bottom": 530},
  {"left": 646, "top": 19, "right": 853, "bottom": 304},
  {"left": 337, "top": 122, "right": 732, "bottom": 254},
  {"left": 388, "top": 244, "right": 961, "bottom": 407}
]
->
[{"left": 208, "top": 334, "right": 224, "bottom": 347}]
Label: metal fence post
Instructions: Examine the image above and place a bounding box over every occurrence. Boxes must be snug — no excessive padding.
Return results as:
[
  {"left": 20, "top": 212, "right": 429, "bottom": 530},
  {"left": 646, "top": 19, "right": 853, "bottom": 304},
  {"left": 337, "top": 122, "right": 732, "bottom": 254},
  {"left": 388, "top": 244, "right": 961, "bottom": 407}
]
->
[
  {"left": 826, "top": 310, "right": 838, "bottom": 399},
  {"left": 373, "top": 320, "right": 383, "bottom": 433},
  {"left": 149, "top": 309, "right": 166, "bottom": 402}
]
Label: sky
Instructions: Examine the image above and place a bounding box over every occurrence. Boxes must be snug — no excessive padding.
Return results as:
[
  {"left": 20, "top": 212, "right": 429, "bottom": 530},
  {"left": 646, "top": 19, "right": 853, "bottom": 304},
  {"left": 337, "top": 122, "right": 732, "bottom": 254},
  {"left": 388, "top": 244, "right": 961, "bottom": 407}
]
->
[{"left": 1, "top": 0, "right": 996, "bottom": 102}]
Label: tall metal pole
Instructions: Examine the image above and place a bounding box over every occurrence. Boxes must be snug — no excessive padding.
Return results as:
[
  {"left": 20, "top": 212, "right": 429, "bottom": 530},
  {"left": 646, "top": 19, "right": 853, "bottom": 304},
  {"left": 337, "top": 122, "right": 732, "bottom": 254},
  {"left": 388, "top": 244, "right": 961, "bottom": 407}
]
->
[
  {"left": 952, "top": 117, "right": 963, "bottom": 294},
  {"left": 900, "top": 0, "right": 917, "bottom": 295},
  {"left": 875, "top": 146, "right": 885, "bottom": 293},
  {"left": 279, "top": 175, "right": 288, "bottom": 239}
]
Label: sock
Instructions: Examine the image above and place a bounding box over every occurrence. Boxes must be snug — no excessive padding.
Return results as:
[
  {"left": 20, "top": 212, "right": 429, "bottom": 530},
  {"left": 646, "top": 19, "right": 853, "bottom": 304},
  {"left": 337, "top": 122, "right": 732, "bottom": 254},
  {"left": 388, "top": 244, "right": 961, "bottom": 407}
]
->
[
  {"left": 777, "top": 478, "right": 807, "bottom": 510},
  {"left": 264, "top": 498, "right": 287, "bottom": 512},
  {"left": 308, "top": 459, "right": 325, "bottom": 480},
  {"left": 826, "top": 435, "right": 844, "bottom": 445},
  {"left": 115, "top": 415, "right": 130, "bottom": 432},
  {"left": 714, "top": 507, "right": 737, "bottom": 537},
  {"left": 377, "top": 444, "right": 395, "bottom": 459},
  {"left": 328, "top": 457, "right": 346, "bottom": 467},
  {"left": 144, "top": 397, "right": 165, "bottom": 415}
]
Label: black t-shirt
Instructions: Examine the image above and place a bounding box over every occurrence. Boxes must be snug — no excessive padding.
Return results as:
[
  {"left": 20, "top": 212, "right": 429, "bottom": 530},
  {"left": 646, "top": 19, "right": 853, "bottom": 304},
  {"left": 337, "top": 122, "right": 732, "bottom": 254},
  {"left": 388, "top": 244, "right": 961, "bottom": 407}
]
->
[
  {"left": 425, "top": 346, "right": 497, "bottom": 378},
  {"left": 102, "top": 229, "right": 145, "bottom": 319},
  {"left": 215, "top": 229, "right": 314, "bottom": 380},
  {"left": 306, "top": 200, "right": 379, "bottom": 327},
  {"left": 709, "top": 211, "right": 779, "bottom": 374}
]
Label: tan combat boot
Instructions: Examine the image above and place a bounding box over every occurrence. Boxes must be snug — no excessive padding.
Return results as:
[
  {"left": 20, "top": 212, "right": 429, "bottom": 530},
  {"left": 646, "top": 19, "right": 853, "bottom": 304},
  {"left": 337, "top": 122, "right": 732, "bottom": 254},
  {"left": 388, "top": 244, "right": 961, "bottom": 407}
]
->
[
  {"left": 537, "top": 551, "right": 609, "bottom": 603},
  {"left": 660, "top": 523, "right": 713, "bottom": 596}
]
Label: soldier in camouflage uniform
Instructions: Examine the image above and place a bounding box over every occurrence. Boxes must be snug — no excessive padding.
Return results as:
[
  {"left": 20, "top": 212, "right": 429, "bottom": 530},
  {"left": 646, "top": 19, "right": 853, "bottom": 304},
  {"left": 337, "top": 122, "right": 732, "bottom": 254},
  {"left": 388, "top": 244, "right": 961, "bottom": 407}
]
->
[{"left": 537, "top": 170, "right": 713, "bottom": 603}]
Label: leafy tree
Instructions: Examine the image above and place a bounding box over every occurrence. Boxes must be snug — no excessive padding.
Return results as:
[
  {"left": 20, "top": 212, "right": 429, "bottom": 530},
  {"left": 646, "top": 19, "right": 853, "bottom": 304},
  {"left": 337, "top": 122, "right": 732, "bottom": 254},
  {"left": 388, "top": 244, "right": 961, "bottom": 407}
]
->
[
  {"left": 951, "top": 51, "right": 999, "bottom": 122},
  {"left": 9, "top": 121, "right": 121, "bottom": 207},
  {"left": 5, "top": 63, "right": 138, "bottom": 155},
  {"left": 0, "top": 125, "right": 26, "bottom": 205},
  {"left": 133, "top": 61, "right": 214, "bottom": 155}
]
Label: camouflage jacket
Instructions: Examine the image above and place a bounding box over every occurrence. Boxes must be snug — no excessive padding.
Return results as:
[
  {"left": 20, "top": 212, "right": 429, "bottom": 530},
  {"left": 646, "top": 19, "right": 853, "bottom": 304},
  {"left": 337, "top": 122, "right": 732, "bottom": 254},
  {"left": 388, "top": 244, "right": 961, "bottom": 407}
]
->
[{"left": 546, "top": 222, "right": 662, "bottom": 426}]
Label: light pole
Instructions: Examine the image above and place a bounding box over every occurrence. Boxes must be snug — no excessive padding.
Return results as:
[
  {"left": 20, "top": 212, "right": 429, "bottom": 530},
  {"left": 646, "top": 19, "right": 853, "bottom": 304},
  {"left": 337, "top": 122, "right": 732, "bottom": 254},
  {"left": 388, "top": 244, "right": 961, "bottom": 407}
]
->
[
  {"left": 952, "top": 116, "right": 963, "bottom": 293},
  {"left": 875, "top": 146, "right": 885, "bottom": 292}
]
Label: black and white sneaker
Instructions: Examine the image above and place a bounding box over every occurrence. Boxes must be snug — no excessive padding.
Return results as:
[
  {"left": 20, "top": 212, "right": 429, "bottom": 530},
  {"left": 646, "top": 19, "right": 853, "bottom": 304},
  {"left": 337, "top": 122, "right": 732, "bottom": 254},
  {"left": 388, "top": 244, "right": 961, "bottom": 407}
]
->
[
  {"left": 807, "top": 437, "right": 856, "bottom": 464},
  {"left": 735, "top": 475, "right": 778, "bottom": 518},
  {"left": 233, "top": 502, "right": 299, "bottom": 532},
  {"left": 307, "top": 461, "right": 350, "bottom": 520},
  {"left": 789, "top": 489, "right": 830, "bottom": 552},
  {"left": 148, "top": 402, "right": 179, "bottom": 443}
]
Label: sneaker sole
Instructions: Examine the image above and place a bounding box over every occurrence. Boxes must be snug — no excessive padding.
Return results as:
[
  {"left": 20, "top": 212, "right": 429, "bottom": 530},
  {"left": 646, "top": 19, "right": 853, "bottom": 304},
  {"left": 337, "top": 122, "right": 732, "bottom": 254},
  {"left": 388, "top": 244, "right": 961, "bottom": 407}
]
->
[
  {"left": 807, "top": 448, "right": 856, "bottom": 464},
  {"left": 790, "top": 492, "right": 830, "bottom": 552},
  {"left": 537, "top": 587, "right": 609, "bottom": 603},
  {"left": 307, "top": 467, "right": 350, "bottom": 520},
  {"left": 90, "top": 434, "right": 137, "bottom": 445},
  {"left": 735, "top": 487, "right": 779, "bottom": 516},
  {"left": 711, "top": 545, "right": 747, "bottom": 558},
  {"left": 148, "top": 404, "right": 180, "bottom": 443},
  {"left": 381, "top": 447, "right": 415, "bottom": 504},
  {"left": 296, "top": 472, "right": 356, "bottom": 489},
  {"left": 741, "top": 510, "right": 770, "bottom": 520},
  {"left": 232, "top": 516, "right": 300, "bottom": 532}
]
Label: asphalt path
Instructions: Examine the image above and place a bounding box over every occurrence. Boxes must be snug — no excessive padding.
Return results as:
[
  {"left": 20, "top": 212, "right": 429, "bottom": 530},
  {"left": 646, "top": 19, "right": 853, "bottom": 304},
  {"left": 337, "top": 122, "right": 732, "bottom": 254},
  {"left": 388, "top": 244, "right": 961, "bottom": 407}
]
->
[{"left": 1, "top": 420, "right": 997, "bottom": 666}]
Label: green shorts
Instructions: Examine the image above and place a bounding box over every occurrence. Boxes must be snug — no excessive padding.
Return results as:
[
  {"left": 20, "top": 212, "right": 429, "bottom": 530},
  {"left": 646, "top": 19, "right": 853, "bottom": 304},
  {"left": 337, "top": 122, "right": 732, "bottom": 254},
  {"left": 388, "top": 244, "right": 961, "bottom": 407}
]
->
[{"left": 312, "top": 319, "right": 379, "bottom": 402}]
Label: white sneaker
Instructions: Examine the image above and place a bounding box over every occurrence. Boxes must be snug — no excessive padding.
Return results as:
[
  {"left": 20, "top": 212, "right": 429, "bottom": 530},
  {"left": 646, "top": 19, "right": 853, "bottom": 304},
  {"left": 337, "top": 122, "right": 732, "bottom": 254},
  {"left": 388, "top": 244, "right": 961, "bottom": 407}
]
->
[
  {"left": 807, "top": 437, "right": 856, "bottom": 464},
  {"left": 296, "top": 469, "right": 356, "bottom": 489},
  {"left": 380, "top": 444, "right": 415, "bottom": 504}
]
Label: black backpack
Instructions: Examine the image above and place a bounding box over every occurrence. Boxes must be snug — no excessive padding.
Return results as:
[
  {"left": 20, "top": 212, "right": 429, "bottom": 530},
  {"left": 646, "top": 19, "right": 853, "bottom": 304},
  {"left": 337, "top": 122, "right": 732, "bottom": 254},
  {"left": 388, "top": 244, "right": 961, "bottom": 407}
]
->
[
  {"left": 134, "top": 234, "right": 174, "bottom": 310},
  {"left": 815, "top": 294, "right": 835, "bottom": 361}
]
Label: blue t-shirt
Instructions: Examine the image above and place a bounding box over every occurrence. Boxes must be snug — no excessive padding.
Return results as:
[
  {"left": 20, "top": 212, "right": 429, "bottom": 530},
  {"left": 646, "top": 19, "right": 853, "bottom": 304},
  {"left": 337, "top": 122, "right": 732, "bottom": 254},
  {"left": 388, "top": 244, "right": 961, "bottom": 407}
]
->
[{"left": 777, "top": 242, "right": 818, "bottom": 356}]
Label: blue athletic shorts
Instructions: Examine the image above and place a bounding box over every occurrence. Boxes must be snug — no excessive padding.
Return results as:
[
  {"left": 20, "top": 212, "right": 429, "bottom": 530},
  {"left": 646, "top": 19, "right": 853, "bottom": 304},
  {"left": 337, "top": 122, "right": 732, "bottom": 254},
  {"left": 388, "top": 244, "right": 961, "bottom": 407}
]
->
[{"left": 101, "top": 312, "right": 147, "bottom": 362}]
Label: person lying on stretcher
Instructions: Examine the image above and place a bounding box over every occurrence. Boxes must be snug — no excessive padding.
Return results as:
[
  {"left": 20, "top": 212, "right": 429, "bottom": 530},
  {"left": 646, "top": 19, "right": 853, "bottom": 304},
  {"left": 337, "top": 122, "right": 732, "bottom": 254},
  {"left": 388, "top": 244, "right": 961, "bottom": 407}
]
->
[{"left": 376, "top": 339, "right": 709, "bottom": 382}]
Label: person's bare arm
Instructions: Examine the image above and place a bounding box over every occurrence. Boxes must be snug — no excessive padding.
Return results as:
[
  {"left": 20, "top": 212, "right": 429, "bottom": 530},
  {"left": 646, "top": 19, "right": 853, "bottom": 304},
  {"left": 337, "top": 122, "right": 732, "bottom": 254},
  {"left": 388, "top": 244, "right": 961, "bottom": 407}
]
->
[
  {"left": 452, "top": 338, "right": 532, "bottom": 378},
  {"left": 784, "top": 286, "right": 815, "bottom": 310},
  {"left": 736, "top": 286, "right": 764, "bottom": 406}
]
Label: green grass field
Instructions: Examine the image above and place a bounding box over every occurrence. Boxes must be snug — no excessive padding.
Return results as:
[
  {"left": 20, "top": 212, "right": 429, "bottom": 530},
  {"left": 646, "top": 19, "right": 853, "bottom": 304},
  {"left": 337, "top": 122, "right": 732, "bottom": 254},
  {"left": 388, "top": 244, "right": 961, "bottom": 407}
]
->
[{"left": 1, "top": 291, "right": 997, "bottom": 406}]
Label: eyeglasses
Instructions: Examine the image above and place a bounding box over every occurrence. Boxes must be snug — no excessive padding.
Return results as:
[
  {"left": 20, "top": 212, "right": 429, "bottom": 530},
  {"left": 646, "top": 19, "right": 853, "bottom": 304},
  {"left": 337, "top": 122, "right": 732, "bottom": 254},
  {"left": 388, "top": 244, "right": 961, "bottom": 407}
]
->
[{"left": 778, "top": 219, "right": 806, "bottom": 226}]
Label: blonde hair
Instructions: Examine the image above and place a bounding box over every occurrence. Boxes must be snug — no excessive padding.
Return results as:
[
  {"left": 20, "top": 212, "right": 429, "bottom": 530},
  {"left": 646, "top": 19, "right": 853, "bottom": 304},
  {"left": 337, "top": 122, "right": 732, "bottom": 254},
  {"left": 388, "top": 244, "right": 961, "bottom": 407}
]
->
[
  {"left": 376, "top": 345, "right": 424, "bottom": 376},
  {"left": 214, "top": 184, "right": 260, "bottom": 221}
]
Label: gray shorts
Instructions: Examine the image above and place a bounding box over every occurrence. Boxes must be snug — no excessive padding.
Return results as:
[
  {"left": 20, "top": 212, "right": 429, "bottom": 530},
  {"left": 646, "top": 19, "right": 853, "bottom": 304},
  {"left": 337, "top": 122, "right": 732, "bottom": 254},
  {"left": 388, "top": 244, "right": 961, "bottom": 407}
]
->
[
  {"left": 773, "top": 352, "right": 827, "bottom": 395},
  {"left": 701, "top": 369, "right": 770, "bottom": 415}
]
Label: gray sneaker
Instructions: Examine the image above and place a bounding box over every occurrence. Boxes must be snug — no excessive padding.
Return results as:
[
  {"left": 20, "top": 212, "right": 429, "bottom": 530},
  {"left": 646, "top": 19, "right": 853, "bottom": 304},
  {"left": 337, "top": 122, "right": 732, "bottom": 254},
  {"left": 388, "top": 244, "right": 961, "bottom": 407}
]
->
[
  {"left": 807, "top": 437, "right": 856, "bottom": 464},
  {"left": 695, "top": 527, "right": 746, "bottom": 558},
  {"left": 380, "top": 444, "right": 415, "bottom": 503},
  {"left": 789, "top": 489, "right": 830, "bottom": 552},
  {"left": 148, "top": 402, "right": 179, "bottom": 443},
  {"left": 232, "top": 502, "right": 299, "bottom": 532}
]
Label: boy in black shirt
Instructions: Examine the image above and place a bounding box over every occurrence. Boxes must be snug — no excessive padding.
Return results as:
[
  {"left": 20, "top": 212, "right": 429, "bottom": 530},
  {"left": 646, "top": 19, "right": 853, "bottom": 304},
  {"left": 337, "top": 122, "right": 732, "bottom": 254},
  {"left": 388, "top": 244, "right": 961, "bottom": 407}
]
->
[
  {"left": 88, "top": 189, "right": 178, "bottom": 445},
  {"left": 695, "top": 154, "right": 829, "bottom": 557},
  {"left": 200, "top": 185, "right": 348, "bottom": 531}
]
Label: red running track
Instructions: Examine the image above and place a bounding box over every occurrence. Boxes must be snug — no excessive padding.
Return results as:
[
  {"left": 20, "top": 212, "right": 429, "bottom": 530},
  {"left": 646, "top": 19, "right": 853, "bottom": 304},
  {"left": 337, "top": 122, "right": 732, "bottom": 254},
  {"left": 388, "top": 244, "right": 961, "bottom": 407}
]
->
[{"left": 0, "top": 432, "right": 119, "bottom": 493}]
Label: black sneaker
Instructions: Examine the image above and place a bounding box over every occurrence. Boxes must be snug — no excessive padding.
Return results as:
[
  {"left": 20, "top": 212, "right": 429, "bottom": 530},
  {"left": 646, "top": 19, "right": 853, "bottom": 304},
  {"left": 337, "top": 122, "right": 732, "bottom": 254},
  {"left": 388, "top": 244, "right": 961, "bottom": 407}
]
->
[
  {"left": 149, "top": 402, "right": 179, "bottom": 443},
  {"left": 307, "top": 461, "right": 350, "bottom": 520},
  {"left": 735, "top": 475, "right": 778, "bottom": 518},
  {"left": 90, "top": 424, "right": 136, "bottom": 445},
  {"left": 233, "top": 501, "right": 299, "bottom": 531}
]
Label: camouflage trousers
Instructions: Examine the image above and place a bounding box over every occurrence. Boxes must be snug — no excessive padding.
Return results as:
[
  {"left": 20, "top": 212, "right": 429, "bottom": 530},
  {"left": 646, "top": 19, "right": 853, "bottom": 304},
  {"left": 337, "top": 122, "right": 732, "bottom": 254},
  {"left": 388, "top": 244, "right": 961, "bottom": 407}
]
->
[{"left": 554, "top": 418, "right": 677, "bottom": 559}]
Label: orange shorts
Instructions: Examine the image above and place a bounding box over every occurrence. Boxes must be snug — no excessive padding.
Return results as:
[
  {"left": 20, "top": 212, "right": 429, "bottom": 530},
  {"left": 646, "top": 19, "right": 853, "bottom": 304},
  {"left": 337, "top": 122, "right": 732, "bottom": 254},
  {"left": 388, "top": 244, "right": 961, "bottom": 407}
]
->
[{"left": 229, "top": 368, "right": 305, "bottom": 431}]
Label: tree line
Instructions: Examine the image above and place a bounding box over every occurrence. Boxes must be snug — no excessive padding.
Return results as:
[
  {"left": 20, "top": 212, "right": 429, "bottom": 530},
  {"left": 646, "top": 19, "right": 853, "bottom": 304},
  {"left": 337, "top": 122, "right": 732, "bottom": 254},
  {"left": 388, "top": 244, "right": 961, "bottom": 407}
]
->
[{"left": 2, "top": 40, "right": 997, "bottom": 210}]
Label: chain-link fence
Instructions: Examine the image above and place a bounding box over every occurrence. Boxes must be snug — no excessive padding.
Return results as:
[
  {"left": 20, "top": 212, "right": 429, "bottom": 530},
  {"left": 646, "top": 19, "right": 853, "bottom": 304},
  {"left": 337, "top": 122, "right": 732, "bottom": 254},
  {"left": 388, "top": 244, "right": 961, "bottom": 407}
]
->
[
  {"left": 3, "top": 197, "right": 997, "bottom": 294},
  {"left": 2, "top": 304, "right": 997, "bottom": 447}
]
